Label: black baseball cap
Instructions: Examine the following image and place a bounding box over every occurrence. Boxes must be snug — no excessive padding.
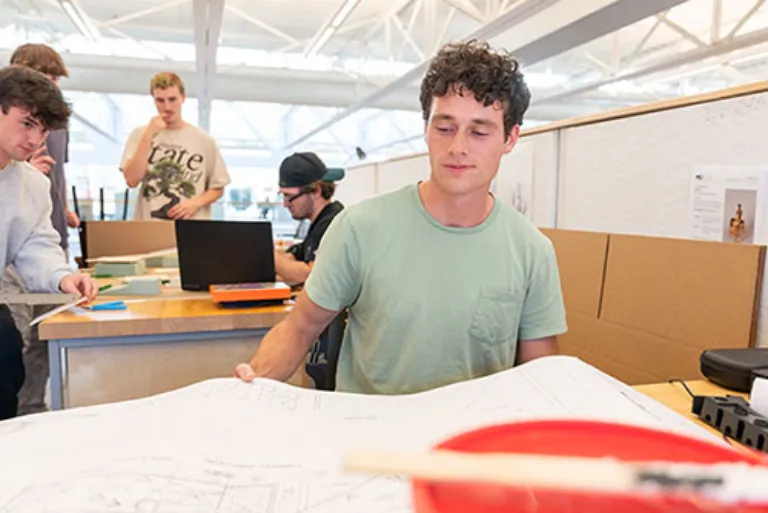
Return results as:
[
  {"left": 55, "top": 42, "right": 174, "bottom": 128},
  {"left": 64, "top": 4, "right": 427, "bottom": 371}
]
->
[{"left": 278, "top": 152, "right": 345, "bottom": 188}]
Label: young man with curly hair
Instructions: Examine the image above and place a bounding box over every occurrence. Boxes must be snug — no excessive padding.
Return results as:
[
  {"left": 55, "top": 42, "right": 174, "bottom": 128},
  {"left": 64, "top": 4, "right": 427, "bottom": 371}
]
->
[
  {"left": 0, "top": 66, "right": 98, "bottom": 420},
  {"left": 235, "top": 40, "right": 567, "bottom": 394}
]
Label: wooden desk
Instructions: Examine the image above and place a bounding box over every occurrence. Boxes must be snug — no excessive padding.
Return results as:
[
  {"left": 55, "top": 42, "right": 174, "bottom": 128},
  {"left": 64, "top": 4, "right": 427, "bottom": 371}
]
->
[{"left": 39, "top": 298, "right": 293, "bottom": 410}]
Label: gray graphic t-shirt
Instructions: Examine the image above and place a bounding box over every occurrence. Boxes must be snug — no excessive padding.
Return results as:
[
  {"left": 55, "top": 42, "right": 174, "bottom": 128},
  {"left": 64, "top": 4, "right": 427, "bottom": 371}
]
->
[{"left": 120, "top": 124, "right": 231, "bottom": 220}]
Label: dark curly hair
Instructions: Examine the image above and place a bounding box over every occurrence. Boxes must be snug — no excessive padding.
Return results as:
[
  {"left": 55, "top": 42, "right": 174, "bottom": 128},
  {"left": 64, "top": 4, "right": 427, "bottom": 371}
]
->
[
  {"left": 0, "top": 65, "right": 70, "bottom": 131},
  {"left": 419, "top": 39, "right": 530, "bottom": 138}
]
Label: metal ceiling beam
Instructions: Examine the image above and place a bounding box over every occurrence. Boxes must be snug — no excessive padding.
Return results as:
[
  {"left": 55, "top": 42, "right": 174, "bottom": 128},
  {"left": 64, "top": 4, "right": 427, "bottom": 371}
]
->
[
  {"left": 107, "top": 26, "right": 191, "bottom": 64},
  {"left": 711, "top": 0, "right": 722, "bottom": 44},
  {"left": 284, "top": 0, "right": 691, "bottom": 150},
  {"left": 284, "top": 0, "right": 559, "bottom": 149},
  {"left": 499, "top": 0, "right": 690, "bottom": 65},
  {"left": 657, "top": 13, "right": 706, "bottom": 48},
  {"left": 391, "top": 13, "right": 424, "bottom": 60},
  {"left": 535, "top": 25, "right": 768, "bottom": 105},
  {"left": 274, "top": 15, "right": 380, "bottom": 53},
  {"left": 193, "top": 0, "right": 224, "bottom": 131},
  {"left": 0, "top": 53, "right": 667, "bottom": 122},
  {"left": 499, "top": 0, "right": 517, "bottom": 12},
  {"left": 423, "top": 0, "right": 437, "bottom": 55},
  {"left": 0, "top": 50, "right": 420, "bottom": 109},
  {"left": 628, "top": 16, "right": 663, "bottom": 61},
  {"left": 224, "top": 5, "right": 299, "bottom": 45},
  {"left": 70, "top": 111, "right": 119, "bottom": 145},
  {"left": 441, "top": 0, "right": 484, "bottom": 22},
  {"left": 397, "top": 0, "right": 423, "bottom": 59},
  {"left": 355, "top": 0, "right": 417, "bottom": 50},
  {"left": 655, "top": 13, "right": 747, "bottom": 82},
  {"left": 227, "top": 102, "right": 276, "bottom": 152},
  {"left": 726, "top": 0, "right": 766, "bottom": 40},
  {"left": 305, "top": 0, "right": 362, "bottom": 56},
  {"left": 98, "top": 0, "right": 189, "bottom": 29},
  {"left": 436, "top": 7, "right": 458, "bottom": 53}
]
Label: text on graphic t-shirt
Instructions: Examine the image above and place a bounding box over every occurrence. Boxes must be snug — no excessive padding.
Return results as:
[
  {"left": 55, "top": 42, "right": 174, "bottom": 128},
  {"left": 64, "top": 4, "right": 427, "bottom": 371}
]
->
[{"left": 120, "top": 124, "right": 231, "bottom": 220}]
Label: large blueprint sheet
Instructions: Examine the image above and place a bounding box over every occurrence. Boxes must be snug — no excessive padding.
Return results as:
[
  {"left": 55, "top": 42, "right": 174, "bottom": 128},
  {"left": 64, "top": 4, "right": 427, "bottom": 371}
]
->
[{"left": 0, "top": 356, "right": 717, "bottom": 512}]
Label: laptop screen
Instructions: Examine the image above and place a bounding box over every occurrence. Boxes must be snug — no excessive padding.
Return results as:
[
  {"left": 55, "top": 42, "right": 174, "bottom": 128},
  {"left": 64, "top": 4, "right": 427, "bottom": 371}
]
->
[{"left": 175, "top": 219, "right": 276, "bottom": 291}]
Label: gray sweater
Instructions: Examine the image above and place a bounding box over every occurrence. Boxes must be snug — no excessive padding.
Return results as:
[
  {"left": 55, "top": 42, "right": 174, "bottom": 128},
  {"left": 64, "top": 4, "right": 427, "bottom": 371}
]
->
[{"left": 1, "top": 160, "right": 74, "bottom": 293}]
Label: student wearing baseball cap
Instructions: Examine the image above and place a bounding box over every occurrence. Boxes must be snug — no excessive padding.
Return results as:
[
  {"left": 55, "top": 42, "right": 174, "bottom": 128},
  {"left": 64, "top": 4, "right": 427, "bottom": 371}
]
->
[
  {"left": 274, "top": 152, "right": 345, "bottom": 390},
  {"left": 275, "top": 152, "right": 344, "bottom": 284}
]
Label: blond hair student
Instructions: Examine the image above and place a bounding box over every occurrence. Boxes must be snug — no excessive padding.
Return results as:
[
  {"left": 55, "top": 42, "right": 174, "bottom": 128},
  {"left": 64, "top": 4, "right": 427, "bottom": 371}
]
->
[{"left": 120, "top": 72, "right": 231, "bottom": 220}]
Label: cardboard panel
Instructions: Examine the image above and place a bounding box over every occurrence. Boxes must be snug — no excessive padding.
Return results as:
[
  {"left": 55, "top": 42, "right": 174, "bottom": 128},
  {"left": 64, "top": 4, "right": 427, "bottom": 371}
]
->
[
  {"left": 557, "top": 314, "right": 659, "bottom": 385},
  {"left": 85, "top": 220, "right": 177, "bottom": 260},
  {"left": 601, "top": 234, "right": 765, "bottom": 349},
  {"left": 550, "top": 230, "right": 765, "bottom": 385},
  {"left": 595, "top": 322, "right": 705, "bottom": 383},
  {"left": 540, "top": 228, "right": 609, "bottom": 317}
]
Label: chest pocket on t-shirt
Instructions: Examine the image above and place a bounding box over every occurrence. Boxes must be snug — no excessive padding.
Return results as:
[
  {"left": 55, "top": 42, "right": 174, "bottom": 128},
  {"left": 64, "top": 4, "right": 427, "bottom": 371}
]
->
[{"left": 468, "top": 289, "right": 524, "bottom": 344}]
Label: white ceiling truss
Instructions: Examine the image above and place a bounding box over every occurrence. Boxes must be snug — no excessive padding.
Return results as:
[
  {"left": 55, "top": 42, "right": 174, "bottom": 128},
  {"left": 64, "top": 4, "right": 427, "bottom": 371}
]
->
[{"left": 3, "top": 0, "right": 768, "bottom": 162}]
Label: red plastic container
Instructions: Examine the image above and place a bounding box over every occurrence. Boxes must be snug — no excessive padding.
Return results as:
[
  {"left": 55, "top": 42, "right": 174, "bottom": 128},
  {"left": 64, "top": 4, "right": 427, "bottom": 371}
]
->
[{"left": 411, "top": 420, "right": 768, "bottom": 513}]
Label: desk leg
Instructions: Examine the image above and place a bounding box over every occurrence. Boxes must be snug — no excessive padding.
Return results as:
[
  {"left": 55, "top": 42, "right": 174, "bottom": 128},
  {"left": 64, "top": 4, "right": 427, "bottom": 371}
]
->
[{"left": 48, "top": 339, "right": 64, "bottom": 411}]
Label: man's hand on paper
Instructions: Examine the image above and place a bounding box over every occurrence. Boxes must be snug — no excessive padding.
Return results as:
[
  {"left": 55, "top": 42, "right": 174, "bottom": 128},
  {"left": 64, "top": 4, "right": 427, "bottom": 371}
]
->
[
  {"left": 59, "top": 273, "right": 99, "bottom": 302},
  {"left": 234, "top": 363, "right": 257, "bottom": 382}
]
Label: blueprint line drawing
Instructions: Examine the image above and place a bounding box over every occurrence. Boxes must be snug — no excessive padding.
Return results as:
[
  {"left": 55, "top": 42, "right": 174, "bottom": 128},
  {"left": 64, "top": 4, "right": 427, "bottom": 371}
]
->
[
  {"left": 1, "top": 470, "right": 408, "bottom": 513},
  {"left": 0, "top": 356, "right": 721, "bottom": 513}
]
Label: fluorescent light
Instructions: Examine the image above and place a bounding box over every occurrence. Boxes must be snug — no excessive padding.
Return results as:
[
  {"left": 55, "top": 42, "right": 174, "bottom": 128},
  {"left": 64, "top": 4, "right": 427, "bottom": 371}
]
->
[
  {"left": 305, "top": 0, "right": 360, "bottom": 57},
  {"left": 331, "top": 0, "right": 360, "bottom": 27},
  {"left": 308, "top": 27, "right": 334, "bottom": 57},
  {"left": 59, "top": 0, "right": 99, "bottom": 42}
]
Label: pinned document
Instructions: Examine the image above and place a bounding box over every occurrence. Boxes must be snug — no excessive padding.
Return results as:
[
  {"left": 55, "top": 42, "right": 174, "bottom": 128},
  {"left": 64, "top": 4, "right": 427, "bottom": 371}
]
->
[{"left": 689, "top": 165, "right": 768, "bottom": 244}]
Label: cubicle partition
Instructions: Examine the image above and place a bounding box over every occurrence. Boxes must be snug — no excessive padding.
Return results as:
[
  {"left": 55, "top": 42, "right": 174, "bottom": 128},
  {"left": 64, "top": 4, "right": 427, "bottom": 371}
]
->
[
  {"left": 81, "top": 220, "right": 177, "bottom": 262},
  {"left": 543, "top": 228, "right": 765, "bottom": 385}
]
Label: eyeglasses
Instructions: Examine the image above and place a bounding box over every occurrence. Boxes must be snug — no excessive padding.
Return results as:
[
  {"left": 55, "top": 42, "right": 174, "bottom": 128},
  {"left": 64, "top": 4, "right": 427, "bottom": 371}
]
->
[{"left": 280, "top": 186, "right": 314, "bottom": 204}]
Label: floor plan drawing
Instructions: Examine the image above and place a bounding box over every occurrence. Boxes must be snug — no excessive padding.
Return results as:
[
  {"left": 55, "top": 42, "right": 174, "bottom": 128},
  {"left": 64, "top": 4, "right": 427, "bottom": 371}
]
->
[
  {"left": 1, "top": 463, "right": 409, "bottom": 513},
  {"left": 0, "top": 356, "right": 721, "bottom": 513}
]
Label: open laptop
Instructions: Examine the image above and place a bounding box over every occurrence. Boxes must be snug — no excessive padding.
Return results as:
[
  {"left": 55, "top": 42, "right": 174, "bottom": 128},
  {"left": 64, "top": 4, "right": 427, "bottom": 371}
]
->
[{"left": 175, "top": 219, "right": 276, "bottom": 291}]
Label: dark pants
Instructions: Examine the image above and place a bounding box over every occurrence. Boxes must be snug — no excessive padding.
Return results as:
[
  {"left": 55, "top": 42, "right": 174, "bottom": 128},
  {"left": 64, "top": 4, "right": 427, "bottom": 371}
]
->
[{"left": 0, "top": 305, "right": 24, "bottom": 421}]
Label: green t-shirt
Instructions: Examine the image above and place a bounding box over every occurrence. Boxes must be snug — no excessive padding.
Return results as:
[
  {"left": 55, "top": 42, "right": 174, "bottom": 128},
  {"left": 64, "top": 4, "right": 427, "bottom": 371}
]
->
[{"left": 304, "top": 183, "right": 567, "bottom": 395}]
